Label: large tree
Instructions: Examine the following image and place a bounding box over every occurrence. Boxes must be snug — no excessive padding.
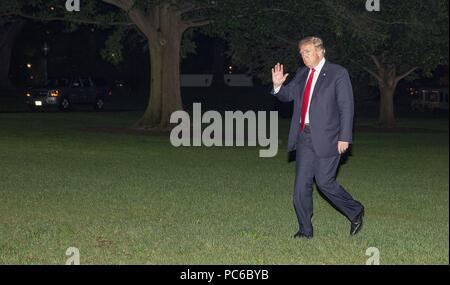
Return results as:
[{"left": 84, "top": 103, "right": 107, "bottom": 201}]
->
[
  {"left": 211, "top": 1, "right": 330, "bottom": 83},
  {"left": 5, "top": 1, "right": 445, "bottom": 129},
  {"left": 1, "top": 0, "right": 319, "bottom": 129},
  {"left": 0, "top": 1, "right": 339, "bottom": 128},
  {"left": 213, "top": 0, "right": 448, "bottom": 128},
  {"left": 100, "top": 0, "right": 216, "bottom": 130},
  {"left": 1, "top": 0, "right": 219, "bottom": 130},
  {"left": 325, "top": 0, "right": 449, "bottom": 127}
]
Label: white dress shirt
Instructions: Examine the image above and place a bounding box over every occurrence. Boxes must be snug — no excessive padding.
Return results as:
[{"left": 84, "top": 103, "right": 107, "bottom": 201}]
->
[{"left": 274, "top": 57, "right": 326, "bottom": 124}]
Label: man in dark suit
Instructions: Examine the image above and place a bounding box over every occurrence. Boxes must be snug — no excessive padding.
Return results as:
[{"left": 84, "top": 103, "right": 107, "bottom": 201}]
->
[{"left": 271, "top": 36, "right": 364, "bottom": 239}]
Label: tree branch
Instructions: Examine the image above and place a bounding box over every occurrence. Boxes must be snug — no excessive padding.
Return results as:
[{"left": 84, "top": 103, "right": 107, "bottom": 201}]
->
[
  {"left": 388, "top": 65, "right": 396, "bottom": 79},
  {"left": 0, "top": 11, "right": 133, "bottom": 26},
  {"left": 259, "top": 8, "right": 296, "bottom": 14},
  {"left": 183, "top": 19, "right": 210, "bottom": 29},
  {"left": 128, "top": 7, "right": 153, "bottom": 36},
  {"left": 102, "top": 0, "right": 153, "bottom": 38},
  {"left": 102, "top": 0, "right": 134, "bottom": 11},
  {"left": 395, "top": 67, "right": 418, "bottom": 82},
  {"left": 178, "top": 6, "right": 206, "bottom": 16},
  {"left": 362, "top": 66, "right": 382, "bottom": 81},
  {"left": 176, "top": 3, "right": 196, "bottom": 15},
  {"left": 370, "top": 55, "right": 382, "bottom": 70}
]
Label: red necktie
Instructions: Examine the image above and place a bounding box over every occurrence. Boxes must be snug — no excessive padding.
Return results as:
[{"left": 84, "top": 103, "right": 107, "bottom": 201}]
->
[{"left": 300, "top": 68, "right": 315, "bottom": 132}]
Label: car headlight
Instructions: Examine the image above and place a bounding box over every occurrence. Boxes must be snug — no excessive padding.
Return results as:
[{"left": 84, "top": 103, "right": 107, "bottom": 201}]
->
[{"left": 50, "top": 90, "right": 60, "bottom": 97}]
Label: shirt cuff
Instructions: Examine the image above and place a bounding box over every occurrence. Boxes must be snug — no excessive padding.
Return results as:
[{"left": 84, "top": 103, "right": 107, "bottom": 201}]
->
[{"left": 273, "top": 85, "right": 281, "bottom": 94}]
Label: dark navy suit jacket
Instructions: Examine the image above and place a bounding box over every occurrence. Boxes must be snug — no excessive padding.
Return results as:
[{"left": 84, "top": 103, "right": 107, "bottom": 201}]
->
[{"left": 271, "top": 60, "right": 354, "bottom": 158}]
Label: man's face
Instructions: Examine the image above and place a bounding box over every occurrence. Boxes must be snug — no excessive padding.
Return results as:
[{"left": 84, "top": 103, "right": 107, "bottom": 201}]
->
[{"left": 299, "top": 43, "right": 322, "bottom": 69}]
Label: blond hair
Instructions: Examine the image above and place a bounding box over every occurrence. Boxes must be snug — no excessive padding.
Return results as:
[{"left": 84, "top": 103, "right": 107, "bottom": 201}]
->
[{"left": 299, "top": 36, "right": 326, "bottom": 56}]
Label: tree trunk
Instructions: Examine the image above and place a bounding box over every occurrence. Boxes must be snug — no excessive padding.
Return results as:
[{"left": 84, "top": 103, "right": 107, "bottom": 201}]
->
[
  {"left": 365, "top": 55, "right": 417, "bottom": 129},
  {"left": 118, "top": 2, "right": 210, "bottom": 131},
  {"left": 378, "top": 83, "right": 396, "bottom": 128},
  {"left": 0, "top": 20, "right": 25, "bottom": 90},
  {"left": 364, "top": 55, "right": 398, "bottom": 128},
  {"left": 133, "top": 8, "right": 183, "bottom": 131},
  {"left": 376, "top": 64, "right": 399, "bottom": 128}
]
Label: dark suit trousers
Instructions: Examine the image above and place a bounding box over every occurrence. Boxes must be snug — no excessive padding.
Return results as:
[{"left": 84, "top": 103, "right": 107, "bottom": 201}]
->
[{"left": 293, "top": 126, "right": 363, "bottom": 235}]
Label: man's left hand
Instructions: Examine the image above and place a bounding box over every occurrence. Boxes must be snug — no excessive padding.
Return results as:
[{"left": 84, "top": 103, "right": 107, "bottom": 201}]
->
[{"left": 338, "top": 141, "right": 350, "bottom": 155}]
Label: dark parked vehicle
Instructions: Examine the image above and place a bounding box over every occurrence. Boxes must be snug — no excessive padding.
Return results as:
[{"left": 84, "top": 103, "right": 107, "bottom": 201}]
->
[{"left": 25, "top": 77, "right": 112, "bottom": 111}]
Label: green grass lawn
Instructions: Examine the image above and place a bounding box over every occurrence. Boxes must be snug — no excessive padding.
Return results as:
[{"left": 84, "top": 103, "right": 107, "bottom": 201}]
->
[{"left": 0, "top": 111, "right": 448, "bottom": 264}]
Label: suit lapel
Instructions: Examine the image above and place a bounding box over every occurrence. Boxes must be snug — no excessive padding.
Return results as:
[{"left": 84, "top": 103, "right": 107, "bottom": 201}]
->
[{"left": 311, "top": 62, "right": 328, "bottom": 102}]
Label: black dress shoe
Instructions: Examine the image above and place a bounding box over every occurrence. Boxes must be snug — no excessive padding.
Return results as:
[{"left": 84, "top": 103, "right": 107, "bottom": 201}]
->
[
  {"left": 350, "top": 207, "right": 365, "bottom": 236},
  {"left": 293, "top": 231, "right": 313, "bottom": 239}
]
